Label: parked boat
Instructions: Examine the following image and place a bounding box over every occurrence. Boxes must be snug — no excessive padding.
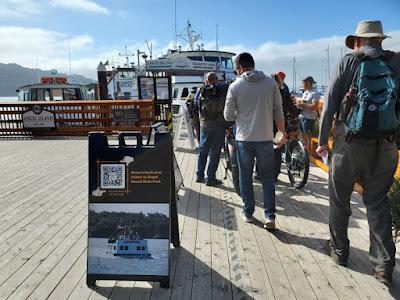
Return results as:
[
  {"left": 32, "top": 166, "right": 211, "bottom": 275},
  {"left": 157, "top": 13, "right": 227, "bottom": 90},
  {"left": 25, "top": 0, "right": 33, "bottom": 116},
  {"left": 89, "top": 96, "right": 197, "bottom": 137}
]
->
[
  {"left": 16, "top": 76, "right": 93, "bottom": 101},
  {"left": 107, "top": 225, "right": 152, "bottom": 258}
]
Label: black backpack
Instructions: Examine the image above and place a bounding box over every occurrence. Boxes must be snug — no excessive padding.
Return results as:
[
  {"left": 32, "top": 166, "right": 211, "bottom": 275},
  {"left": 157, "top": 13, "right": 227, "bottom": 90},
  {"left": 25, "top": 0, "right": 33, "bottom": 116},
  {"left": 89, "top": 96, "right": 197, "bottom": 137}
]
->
[{"left": 199, "top": 83, "right": 228, "bottom": 121}]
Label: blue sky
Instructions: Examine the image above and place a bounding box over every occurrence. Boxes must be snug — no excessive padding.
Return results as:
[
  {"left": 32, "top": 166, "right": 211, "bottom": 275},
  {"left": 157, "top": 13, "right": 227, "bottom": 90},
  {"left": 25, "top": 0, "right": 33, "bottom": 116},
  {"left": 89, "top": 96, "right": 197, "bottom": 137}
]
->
[{"left": 0, "top": 0, "right": 399, "bottom": 87}]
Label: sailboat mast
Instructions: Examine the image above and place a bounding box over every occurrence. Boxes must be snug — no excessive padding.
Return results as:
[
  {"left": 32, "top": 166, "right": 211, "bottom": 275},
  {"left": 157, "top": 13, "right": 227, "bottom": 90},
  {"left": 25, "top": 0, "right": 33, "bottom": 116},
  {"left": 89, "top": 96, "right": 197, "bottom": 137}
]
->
[
  {"left": 292, "top": 57, "right": 296, "bottom": 93},
  {"left": 216, "top": 24, "right": 219, "bottom": 50}
]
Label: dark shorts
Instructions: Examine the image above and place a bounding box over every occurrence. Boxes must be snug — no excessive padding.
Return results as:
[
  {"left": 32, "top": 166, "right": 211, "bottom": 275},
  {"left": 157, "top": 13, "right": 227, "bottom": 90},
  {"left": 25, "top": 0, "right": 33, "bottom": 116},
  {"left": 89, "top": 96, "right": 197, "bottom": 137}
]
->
[{"left": 299, "top": 118, "right": 315, "bottom": 134}]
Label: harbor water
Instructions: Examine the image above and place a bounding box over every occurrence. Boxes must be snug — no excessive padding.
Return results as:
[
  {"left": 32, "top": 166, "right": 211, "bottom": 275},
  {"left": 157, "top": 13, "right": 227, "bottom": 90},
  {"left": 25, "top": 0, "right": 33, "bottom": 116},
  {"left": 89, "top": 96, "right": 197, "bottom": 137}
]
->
[{"left": 88, "top": 238, "right": 169, "bottom": 276}]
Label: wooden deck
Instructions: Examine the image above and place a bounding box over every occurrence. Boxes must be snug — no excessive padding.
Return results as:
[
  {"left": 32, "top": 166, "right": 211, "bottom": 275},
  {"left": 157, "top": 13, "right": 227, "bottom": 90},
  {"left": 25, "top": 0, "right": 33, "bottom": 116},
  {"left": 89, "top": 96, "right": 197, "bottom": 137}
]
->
[{"left": 0, "top": 136, "right": 399, "bottom": 299}]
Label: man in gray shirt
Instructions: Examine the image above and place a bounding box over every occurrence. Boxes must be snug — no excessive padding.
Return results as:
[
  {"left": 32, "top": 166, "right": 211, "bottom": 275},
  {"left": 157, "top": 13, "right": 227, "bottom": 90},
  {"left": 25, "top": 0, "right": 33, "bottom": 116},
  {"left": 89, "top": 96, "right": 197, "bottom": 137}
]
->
[
  {"left": 224, "top": 52, "right": 285, "bottom": 230},
  {"left": 317, "top": 20, "right": 400, "bottom": 285}
]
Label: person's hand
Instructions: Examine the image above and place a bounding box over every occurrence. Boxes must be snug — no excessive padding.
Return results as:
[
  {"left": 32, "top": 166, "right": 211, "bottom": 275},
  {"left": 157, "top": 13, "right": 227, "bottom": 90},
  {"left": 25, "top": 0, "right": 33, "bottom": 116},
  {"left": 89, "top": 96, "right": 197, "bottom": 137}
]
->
[
  {"left": 316, "top": 144, "right": 329, "bottom": 157},
  {"left": 276, "top": 134, "right": 286, "bottom": 148}
]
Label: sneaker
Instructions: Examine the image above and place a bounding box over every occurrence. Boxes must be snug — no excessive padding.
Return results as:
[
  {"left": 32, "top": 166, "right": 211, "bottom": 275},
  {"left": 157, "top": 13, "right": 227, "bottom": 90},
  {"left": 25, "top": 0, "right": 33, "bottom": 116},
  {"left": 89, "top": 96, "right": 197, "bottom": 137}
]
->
[
  {"left": 206, "top": 178, "right": 223, "bottom": 186},
  {"left": 240, "top": 211, "right": 253, "bottom": 223},
  {"left": 373, "top": 271, "right": 392, "bottom": 286},
  {"left": 254, "top": 174, "right": 261, "bottom": 182},
  {"left": 324, "top": 240, "right": 348, "bottom": 267},
  {"left": 264, "top": 217, "right": 276, "bottom": 230},
  {"left": 196, "top": 177, "right": 205, "bottom": 183}
]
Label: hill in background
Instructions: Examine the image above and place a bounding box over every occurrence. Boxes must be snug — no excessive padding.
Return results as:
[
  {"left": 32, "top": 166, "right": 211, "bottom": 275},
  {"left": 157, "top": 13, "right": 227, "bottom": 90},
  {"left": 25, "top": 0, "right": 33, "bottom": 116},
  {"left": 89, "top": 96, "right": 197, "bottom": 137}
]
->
[{"left": 0, "top": 63, "right": 95, "bottom": 96}]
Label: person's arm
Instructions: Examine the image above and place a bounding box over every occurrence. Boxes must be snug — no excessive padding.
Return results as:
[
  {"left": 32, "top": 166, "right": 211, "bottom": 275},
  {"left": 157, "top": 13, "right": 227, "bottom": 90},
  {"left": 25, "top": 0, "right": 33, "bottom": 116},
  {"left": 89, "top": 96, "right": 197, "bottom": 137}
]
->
[
  {"left": 316, "top": 58, "right": 347, "bottom": 155},
  {"left": 273, "top": 84, "right": 286, "bottom": 147},
  {"left": 224, "top": 84, "right": 237, "bottom": 121}
]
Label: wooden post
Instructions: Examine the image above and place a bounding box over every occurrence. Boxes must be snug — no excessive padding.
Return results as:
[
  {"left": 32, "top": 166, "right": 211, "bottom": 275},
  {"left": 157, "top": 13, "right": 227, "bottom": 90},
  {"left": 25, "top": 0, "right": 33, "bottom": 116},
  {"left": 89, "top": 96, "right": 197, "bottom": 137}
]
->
[{"left": 97, "top": 62, "right": 108, "bottom": 100}]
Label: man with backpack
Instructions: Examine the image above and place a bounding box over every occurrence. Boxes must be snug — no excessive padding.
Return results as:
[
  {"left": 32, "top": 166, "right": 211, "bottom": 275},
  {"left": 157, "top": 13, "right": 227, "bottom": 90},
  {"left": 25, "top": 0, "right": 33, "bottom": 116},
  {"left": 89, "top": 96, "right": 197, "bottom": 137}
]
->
[
  {"left": 317, "top": 20, "right": 400, "bottom": 286},
  {"left": 196, "top": 72, "right": 229, "bottom": 186}
]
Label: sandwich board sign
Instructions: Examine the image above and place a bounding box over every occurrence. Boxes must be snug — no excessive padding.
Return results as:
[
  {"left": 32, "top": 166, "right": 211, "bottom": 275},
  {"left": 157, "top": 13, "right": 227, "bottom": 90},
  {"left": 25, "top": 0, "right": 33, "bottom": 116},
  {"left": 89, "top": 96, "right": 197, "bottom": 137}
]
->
[{"left": 87, "top": 131, "right": 174, "bottom": 288}]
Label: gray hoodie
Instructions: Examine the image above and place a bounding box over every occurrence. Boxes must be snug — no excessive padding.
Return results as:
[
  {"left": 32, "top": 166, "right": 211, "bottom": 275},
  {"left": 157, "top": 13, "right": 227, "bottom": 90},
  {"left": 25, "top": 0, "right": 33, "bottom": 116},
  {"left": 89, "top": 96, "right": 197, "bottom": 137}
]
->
[{"left": 224, "top": 70, "right": 283, "bottom": 142}]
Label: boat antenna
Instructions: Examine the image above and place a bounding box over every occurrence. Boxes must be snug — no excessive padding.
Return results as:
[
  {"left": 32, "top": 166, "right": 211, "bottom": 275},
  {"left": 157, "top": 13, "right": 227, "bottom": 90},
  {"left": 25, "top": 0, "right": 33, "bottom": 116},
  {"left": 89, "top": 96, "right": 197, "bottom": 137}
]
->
[
  {"left": 174, "top": 0, "right": 177, "bottom": 50},
  {"left": 68, "top": 40, "right": 72, "bottom": 82},
  {"left": 145, "top": 40, "right": 153, "bottom": 60},
  {"left": 119, "top": 45, "right": 134, "bottom": 67},
  {"left": 216, "top": 24, "right": 219, "bottom": 50}
]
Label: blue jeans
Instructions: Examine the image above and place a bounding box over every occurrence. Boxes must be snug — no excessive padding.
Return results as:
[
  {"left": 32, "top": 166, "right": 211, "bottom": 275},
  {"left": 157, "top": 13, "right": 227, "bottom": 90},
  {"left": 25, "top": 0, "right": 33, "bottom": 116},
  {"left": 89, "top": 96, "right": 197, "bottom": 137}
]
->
[
  {"left": 237, "top": 141, "right": 276, "bottom": 219},
  {"left": 197, "top": 127, "right": 225, "bottom": 180}
]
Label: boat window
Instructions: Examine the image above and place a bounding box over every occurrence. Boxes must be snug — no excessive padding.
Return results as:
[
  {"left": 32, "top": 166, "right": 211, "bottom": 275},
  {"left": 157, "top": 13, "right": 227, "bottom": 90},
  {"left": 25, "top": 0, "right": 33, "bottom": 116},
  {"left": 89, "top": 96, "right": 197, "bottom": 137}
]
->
[
  {"left": 125, "top": 246, "right": 128, "bottom": 250},
  {"left": 119, "top": 246, "right": 124, "bottom": 250},
  {"left": 204, "top": 56, "right": 220, "bottom": 63},
  {"left": 44, "top": 89, "right": 51, "bottom": 101},
  {"left": 63, "top": 88, "right": 81, "bottom": 100},
  {"left": 187, "top": 56, "right": 203, "bottom": 61},
  {"left": 141, "top": 246, "right": 145, "bottom": 250},
  {"left": 113, "top": 246, "right": 116, "bottom": 250},
  {"left": 181, "top": 88, "right": 189, "bottom": 98},
  {"left": 52, "top": 89, "right": 63, "bottom": 101},
  {"left": 221, "top": 57, "right": 233, "bottom": 69},
  {"left": 137, "top": 246, "right": 141, "bottom": 250},
  {"left": 173, "top": 88, "right": 179, "bottom": 99}
]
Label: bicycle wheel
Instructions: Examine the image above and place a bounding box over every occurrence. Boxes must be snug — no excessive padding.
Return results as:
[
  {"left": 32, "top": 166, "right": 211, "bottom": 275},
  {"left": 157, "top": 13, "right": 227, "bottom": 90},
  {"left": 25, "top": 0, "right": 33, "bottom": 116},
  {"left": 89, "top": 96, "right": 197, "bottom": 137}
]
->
[
  {"left": 286, "top": 139, "right": 309, "bottom": 189},
  {"left": 230, "top": 157, "right": 240, "bottom": 195}
]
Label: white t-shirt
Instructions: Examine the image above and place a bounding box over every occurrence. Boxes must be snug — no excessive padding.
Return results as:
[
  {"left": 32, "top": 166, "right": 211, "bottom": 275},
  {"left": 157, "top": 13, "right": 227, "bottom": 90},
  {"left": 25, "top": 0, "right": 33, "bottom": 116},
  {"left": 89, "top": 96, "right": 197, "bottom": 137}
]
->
[{"left": 300, "top": 88, "right": 320, "bottom": 120}]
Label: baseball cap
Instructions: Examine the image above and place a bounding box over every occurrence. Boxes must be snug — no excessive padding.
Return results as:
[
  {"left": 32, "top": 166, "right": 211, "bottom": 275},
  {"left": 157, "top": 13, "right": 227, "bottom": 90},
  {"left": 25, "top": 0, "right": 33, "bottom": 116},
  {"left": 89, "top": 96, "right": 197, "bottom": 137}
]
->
[
  {"left": 277, "top": 71, "right": 286, "bottom": 80},
  {"left": 302, "top": 76, "right": 316, "bottom": 84}
]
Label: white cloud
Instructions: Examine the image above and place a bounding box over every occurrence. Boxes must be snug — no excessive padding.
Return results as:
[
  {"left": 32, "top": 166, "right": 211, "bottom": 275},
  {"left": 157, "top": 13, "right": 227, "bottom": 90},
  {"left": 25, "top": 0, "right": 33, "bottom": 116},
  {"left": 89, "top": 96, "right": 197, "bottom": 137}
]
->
[
  {"left": 69, "top": 34, "right": 94, "bottom": 50},
  {"left": 220, "top": 30, "right": 400, "bottom": 90},
  {"left": 0, "top": 26, "right": 97, "bottom": 78},
  {"left": 0, "top": 0, "right": 41, "bottom": 18},
  {"left": 0, "top": 25, "right": 399, "bottom": 85},
  {"left": 49, "top": 0, "right": 109, "bottom": 14}
]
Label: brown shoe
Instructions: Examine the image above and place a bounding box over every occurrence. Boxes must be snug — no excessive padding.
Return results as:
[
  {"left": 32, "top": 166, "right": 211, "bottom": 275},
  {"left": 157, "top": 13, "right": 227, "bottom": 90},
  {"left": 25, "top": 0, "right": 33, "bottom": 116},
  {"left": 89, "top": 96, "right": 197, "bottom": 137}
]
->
[{"left": 373, "top": 271, "right": 392, "bottom": 286}]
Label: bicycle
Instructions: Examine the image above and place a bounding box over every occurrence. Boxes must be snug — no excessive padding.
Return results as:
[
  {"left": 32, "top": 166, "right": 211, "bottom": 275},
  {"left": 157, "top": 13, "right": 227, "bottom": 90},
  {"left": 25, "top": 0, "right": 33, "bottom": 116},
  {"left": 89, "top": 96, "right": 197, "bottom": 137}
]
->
[
  {"left": 223, "top": 125, "right": 240, "bottom": 195},
  {"left": 282, "top": 118, "right": 309, "bottom": 189},
  {"left": 223, "top": 118, "right": 309, "bottom": 193}
]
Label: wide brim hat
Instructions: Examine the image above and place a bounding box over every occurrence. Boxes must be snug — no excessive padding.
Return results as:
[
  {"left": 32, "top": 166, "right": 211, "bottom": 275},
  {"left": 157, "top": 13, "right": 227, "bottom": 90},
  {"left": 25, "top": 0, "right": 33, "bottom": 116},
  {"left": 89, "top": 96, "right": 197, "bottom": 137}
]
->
[{"left": 345, "top": 20, "right": 390, "bottom": 49}]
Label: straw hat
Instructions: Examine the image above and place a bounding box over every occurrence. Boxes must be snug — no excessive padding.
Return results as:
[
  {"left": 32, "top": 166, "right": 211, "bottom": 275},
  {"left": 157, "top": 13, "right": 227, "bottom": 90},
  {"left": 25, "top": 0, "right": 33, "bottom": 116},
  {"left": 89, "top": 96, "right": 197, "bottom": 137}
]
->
[{"left": 345, "top": 20, "right": 390, "bottom": 49}]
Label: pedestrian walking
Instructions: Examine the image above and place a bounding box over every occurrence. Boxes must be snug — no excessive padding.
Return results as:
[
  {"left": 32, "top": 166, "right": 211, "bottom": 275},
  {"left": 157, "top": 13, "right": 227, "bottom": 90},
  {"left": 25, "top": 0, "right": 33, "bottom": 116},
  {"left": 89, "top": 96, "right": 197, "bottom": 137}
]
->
[
  {"left": 224, "top": 52, "right": 286, "bottom": 230},
  {"left": 317, "top": 20, "right": 400, "bottom": 286}
]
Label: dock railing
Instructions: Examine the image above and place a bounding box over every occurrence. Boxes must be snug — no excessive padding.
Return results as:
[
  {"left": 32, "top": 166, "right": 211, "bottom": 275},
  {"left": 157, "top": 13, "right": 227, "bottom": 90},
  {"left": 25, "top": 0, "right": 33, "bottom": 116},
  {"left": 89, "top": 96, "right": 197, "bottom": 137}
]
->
[{"left": 0, "top": 100, "right": 155, "bottom": 136}]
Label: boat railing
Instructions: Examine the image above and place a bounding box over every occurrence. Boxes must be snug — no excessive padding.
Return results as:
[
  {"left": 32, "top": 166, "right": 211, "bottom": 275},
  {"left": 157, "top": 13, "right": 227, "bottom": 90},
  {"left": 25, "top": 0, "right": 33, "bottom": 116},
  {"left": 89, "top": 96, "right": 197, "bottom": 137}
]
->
[{"left": 0, "top": 99, "right": 155, "bottom": 136}]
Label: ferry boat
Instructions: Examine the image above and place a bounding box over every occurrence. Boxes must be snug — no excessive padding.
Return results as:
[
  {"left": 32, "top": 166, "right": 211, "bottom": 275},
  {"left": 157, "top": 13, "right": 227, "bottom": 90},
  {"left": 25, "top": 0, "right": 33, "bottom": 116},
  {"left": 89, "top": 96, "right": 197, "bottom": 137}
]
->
[
  {"left": 16, "top": 76, "right": 93, "bottom": 101},
  {"left": 104, "top": 22, "right": 236, "bottom": 102},
  {"left": 107, "top": 225, "right": 152, "bottom": 258}
]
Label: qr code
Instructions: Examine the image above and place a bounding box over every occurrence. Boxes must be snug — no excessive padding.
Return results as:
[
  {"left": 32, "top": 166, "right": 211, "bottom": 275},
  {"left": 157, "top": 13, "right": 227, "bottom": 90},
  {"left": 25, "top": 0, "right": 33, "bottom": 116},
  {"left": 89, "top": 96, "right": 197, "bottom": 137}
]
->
[{"left": 100, "top": 164, "right": 126, "bottom": 189}]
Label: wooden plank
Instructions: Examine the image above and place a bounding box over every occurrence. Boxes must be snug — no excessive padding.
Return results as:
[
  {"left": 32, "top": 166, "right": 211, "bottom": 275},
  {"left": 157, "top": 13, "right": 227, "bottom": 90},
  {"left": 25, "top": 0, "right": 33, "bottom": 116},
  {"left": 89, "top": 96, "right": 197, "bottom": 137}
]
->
[
  {"left": 169, "top": 153, "right": 200, "bottom": 300},
  {"left": 272, "top": 177, "right": 376, "bottom": 299},
  {"left": 219, "top": 188, "right": 254, "bottom": 299},
  {"left": 0, "top": 213, "right": 87, "bottom": 298},
  {"left": 67, "top": 273, "right": 93, "bottom": 300},
  {"left": 25, "top": 233, "right": 87, "bottom": 300},
  {"left": 209, "top": 182, "right": 233, "bottom": 300},
  {"left": 0, "top": 186, "right": 86, "bottom": 271},
  {"left": 222, "top": 174, "right": 275, "bottom": 299},
  {"left": 47, "top": 250, "right": 87, "bottom": 300},
  {"left": 191, "top": 183, "right": 212, "bottom": 300}
]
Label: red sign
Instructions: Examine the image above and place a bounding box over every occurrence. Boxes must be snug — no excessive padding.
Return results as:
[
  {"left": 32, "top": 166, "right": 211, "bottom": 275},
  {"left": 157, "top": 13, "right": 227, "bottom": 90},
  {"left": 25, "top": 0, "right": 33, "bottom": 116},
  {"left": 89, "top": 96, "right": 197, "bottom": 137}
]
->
[{"left": 40, "top": 77, "right": 68, "bottom": 84}]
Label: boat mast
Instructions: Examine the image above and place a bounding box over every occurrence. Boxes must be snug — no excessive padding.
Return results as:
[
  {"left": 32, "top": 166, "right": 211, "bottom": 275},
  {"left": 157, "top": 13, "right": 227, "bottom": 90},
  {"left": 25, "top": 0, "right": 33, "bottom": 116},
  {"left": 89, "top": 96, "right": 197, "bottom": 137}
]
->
[
  {"left": 216, "top": 24, "right": 219, "bottom": 50},
  {"left": 174, "top": 0, "right": 177, "bottom": 50},
  {"left": 292, "top": 57, "right": 297, "bottom": 93}
]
